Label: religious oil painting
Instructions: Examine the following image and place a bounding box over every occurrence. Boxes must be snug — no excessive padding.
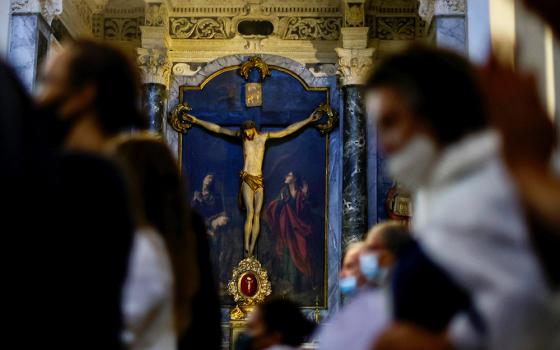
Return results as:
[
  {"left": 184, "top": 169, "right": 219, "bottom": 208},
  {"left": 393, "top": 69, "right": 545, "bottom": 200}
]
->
[{"left": 181, "top": 65, "right": 328, "bottom": 306}]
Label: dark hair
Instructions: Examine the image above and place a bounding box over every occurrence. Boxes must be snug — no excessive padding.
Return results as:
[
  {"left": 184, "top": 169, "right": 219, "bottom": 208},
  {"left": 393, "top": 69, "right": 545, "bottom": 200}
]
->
[
  {"left": 114, "top": 137, "right": 199, "bottom": 333},
  {"left": 259, "top": 298, "right": 315, "bottom": 346},
  {"left": 241, "top": 120, "right": 257, "bottom": 131},
  {"left": 379, "top": 225, "right": 413, "bottom": 256},
  {"left": 66, "top": 39, "right": 147, "bottom": 135},
  {"left": 366, "top": 45, "right": 487, "bottom": 146}
]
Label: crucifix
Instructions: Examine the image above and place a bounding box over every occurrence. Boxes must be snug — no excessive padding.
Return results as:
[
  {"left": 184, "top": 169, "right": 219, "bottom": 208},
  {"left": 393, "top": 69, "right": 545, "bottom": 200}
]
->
[{"left": 184, "top": 110, "right": 322, "bottom": 256}]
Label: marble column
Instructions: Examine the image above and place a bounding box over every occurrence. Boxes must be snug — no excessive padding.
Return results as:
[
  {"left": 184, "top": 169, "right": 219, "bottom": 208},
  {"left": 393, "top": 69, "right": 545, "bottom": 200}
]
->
[
  {"left": 137, "top": 47, "right": 171, "bottom": 134},
  {"left": 336, "top": 28, "right": 374, "bottom": 246},
  {"left": 342, "top": 85, "right": 368, "bottom": 245},
  {"left": 137, "top": 1, "right": 171, "bottom": 134},
  {"left": 8, "top": 1, "right": 61, "bottom": 91},
  {"left": 419, "top": 0, "right": 467, "bottom": 54},
  {"left": 141, "top": 83, "right": 167, "bottom": 133},
  {"left": 8, "top": 14, "right": 51, "bottom": 92}
]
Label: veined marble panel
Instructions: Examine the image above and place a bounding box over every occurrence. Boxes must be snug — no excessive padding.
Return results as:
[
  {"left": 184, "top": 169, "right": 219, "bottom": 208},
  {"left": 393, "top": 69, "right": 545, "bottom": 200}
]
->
[
  {"left": 9, "top": 15, "right": 39, "bottom": 92},
  {"left": 434, "top": 16, "right": 466, "bottom": 54}
]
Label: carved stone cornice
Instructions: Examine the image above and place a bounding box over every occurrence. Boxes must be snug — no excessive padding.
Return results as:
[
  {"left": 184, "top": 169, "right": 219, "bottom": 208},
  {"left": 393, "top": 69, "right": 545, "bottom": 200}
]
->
[
  {"left": 137, "top": 47, "right": 172, "bottom": 86},
  {"left": 342, "top": 0, "right": 366, "bottom": 28},
  {"left": 11, "top": 0, "right": 63, "bottom": 24},
  {"left": 418, "top": 0, "right": 465, "bottom": 25},
  {"left": 335, "top": 47, "right": 374, "bottom": 86},
  {"left": 144, "top": 1, "right": 169, "bottom": 27}
]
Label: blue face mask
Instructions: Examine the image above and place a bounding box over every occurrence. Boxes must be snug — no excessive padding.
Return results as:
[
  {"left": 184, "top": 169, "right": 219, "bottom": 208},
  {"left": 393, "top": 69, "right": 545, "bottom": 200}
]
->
[
  {"left": 359, "top": 253, "right": 380, "bottom": 281},
  {"left": 339, "top": 276, "right": 358, "bottom": 296}
]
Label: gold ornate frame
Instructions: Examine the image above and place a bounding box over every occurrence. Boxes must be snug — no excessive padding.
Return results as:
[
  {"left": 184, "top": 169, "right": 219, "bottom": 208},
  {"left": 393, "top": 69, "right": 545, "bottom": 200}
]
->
[{"left": 170, "top": 59, "right": 333, "bottom": 308}]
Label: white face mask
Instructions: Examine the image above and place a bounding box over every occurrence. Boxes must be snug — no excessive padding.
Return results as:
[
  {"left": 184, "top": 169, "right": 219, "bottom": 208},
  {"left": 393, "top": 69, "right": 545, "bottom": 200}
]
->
[{"left": 387, "top": 135, "right": 437, "bottom": 191}]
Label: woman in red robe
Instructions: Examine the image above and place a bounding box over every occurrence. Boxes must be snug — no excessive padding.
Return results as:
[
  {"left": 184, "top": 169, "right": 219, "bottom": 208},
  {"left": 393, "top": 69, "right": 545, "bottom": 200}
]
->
[{"left": 266, "top": 171, "right": 313, "bottom": 277}]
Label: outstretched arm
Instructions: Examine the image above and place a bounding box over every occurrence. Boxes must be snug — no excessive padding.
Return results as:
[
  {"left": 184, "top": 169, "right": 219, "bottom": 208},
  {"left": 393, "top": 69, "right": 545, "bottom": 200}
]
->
[
  {"left": 187, "top": 115, "right": 239, "bottom": 137},
  {"left": 268, "top": 110, "right": 321, "bottom": 139}
]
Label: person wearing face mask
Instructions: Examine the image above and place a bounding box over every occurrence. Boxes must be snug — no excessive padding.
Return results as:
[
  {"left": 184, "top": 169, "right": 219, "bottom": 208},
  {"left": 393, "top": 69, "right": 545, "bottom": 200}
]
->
[
  {"left": 314, "top": 223, "right": 409, "bottom": 350},
  {"left": 36, "top": 39, "right": 147, "bottom": 152},
  {"left": 367, "top": 46, "right": 556, "bottom": 350},
  {"left": 338, "top": 241, "right": 367, "bottom": 296},
  {"left": 360, "top": 222, "right": 410, "bottom": 286}
]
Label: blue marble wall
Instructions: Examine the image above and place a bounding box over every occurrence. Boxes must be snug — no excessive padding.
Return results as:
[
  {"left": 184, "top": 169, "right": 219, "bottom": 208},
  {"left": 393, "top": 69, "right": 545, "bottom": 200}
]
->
[
  {"left": 142, "top": 83, "right": 167, "bottom": 133},
  {"left": 434, "top": 16, "right": 467, "bottom": 54},
  {"left": 8, "top": 14, "right": 51, "bottom": 92}
]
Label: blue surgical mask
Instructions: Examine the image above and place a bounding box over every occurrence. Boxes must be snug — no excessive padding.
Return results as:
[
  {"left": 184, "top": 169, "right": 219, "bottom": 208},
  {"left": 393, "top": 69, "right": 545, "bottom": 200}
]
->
[
  {"left": 359, "top": 253, "right": 380, "bottom": 281},
  {"left": 339, "top": 276, "right": 358, "bottom": 296}
]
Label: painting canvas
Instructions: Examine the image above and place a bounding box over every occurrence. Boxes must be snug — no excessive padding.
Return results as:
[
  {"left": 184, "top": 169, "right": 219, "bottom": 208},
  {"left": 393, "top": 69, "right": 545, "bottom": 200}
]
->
[{"left": 181, "top": 67, "right": 328, "bottom": 306}]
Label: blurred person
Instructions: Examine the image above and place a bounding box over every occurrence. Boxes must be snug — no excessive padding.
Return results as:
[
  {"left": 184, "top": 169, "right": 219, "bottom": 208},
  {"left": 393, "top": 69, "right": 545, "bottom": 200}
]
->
[
  {"left": 361, "top": 221, "right": 411, "bottom": 285},
  {"left": 245, "top": 298, "right": 315, "bottom": 350},
  {"left": 366, "top": 46, "right": 555, "bottom": 350},
  {"left": 339, "top": 241, "right": 366, "bottom": 296},
  {"left": 481, "top": 0, "right": 560, "bottom": 290},
  {"left": 481, "top": 57, "right": 560, "bottom": 289},
  {"left": 1, "top": 60, "right": 135, "bottom": 349},
  {"left": 113, "top": 136, "right": 199, "bottom": 350},
  {"left": 522, "top": 0, "right": 560, "bottom": 36},
  {"left": 36, "top": 39, "right": 146, "bottom": 152},
  {"left": 179, "top": 211, "right": 223, "bottom": 350},
  {"left": 314, "top": 223, "right": 410, "bottom": 350}
]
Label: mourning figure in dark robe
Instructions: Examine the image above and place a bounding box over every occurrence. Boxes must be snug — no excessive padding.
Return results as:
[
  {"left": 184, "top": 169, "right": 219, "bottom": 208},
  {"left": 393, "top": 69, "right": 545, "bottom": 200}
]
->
[{"left": 266, "top": 171, "right": 313, "bottom": 282}]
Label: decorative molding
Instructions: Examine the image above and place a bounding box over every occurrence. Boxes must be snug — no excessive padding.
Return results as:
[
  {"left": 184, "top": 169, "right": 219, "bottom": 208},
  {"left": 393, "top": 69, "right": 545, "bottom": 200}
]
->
[
  {"left": 170, "top": 54, "right": 331, "bottom": 94},
  {"left": 335, "top": 47, "right": 374, "bottom": 86},
  {"left": 145, "top": 3, "right": 168, "bottom": 27},
  {"left": 172, "top": 63, "right": 202, "bottom": 76},
  {"left": 240, "top": 56, "right": 271, "bottom": 80},
  {"left": 340, "top": 26, "right": 369, "bottom": 49},
  {"left": 308, "top": 63, "right": 337, "bottom": 77},
  {"left": 435, "top": 0, "right": 466, "bottom": 16},
  {"left": 279, "top": 17, "right": 341, "bottom": 40},
  {"left": 343, "top": 0, "right": 365, "bottom": 27},
  {"left": 418, "top": 0, "right": 465, "bottom": 26},
  {"left": 137, "top": 47, "right": 172, "bottom": 86},
  {"left": 12, "top": 0, "right": 63, "bottom": 24},
  {"left": 104, "top": 17, "right": 140, "bottom": 41},
  {"left": 169, "top": 17, "right": 233, "bottom": 39},
  {"left": 11, "top": 0, "right": 42, "bottom": 13},
  {"left": 56, "top": 0, "right": 96, "bottom": 38},
  {"left": 376, "top": 17, "right": 415, "bottom": 40}
]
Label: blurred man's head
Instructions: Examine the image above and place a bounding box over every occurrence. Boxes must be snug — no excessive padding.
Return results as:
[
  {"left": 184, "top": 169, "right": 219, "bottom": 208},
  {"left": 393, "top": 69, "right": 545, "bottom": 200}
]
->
[
  {"left": 365, "top": 46, "right": 487, "bottom": 190},
  {"left": 362, "top": 222, "right": 412, "bottom": 281},
  {"left": 246, "top": 298, "right": 314, "bottom": 350},
  {"left": 339, "top": 241, "right": 365, "bottom": 295},
  {"left": 37, "top": 39, "right": 146, "bottom": 150}
]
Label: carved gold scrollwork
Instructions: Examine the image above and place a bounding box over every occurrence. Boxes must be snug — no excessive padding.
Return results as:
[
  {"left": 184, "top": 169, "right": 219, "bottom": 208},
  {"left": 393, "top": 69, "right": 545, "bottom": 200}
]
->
[
  {"left": 240, "top": 56, "right": 271, "bottom": 81},
  {"left": 313, "top": 103, "right": 338, "bottom": 135},
  {"left": 169, "top": 17, "right": 232, "bottom": 39},
  {"left": 169, "top": 102, "right": 194, "bottom": 134},
  {"left": 227, "top": 256, "right": 272, "bottom": 308}
]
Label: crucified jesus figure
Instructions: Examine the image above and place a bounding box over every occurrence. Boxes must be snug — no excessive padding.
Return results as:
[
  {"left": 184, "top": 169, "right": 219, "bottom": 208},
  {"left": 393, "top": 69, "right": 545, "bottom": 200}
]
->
[{"left": 186, "top": 110, "right": 321, "bottom": 256}]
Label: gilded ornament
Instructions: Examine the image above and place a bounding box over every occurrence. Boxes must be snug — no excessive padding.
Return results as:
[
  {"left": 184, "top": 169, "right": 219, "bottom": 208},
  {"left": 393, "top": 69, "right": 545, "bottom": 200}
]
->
[
  {"left": 169, "top": 102, "right": 194, "bottom": 134},
  {"left": 240, "top": 56, "right": 271, "bottom": 81},
  {"left": 227, "top": 256, "right": 272, "bottom": 307},
  {"left": 313, "top": 103, "right": 338, "bottom": 135}
]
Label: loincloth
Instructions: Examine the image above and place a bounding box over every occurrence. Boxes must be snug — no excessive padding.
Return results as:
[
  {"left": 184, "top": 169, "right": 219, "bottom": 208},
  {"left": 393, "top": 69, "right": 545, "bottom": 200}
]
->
[{"left": 239, "top": 171, "right": 264, "bottom": 192}]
